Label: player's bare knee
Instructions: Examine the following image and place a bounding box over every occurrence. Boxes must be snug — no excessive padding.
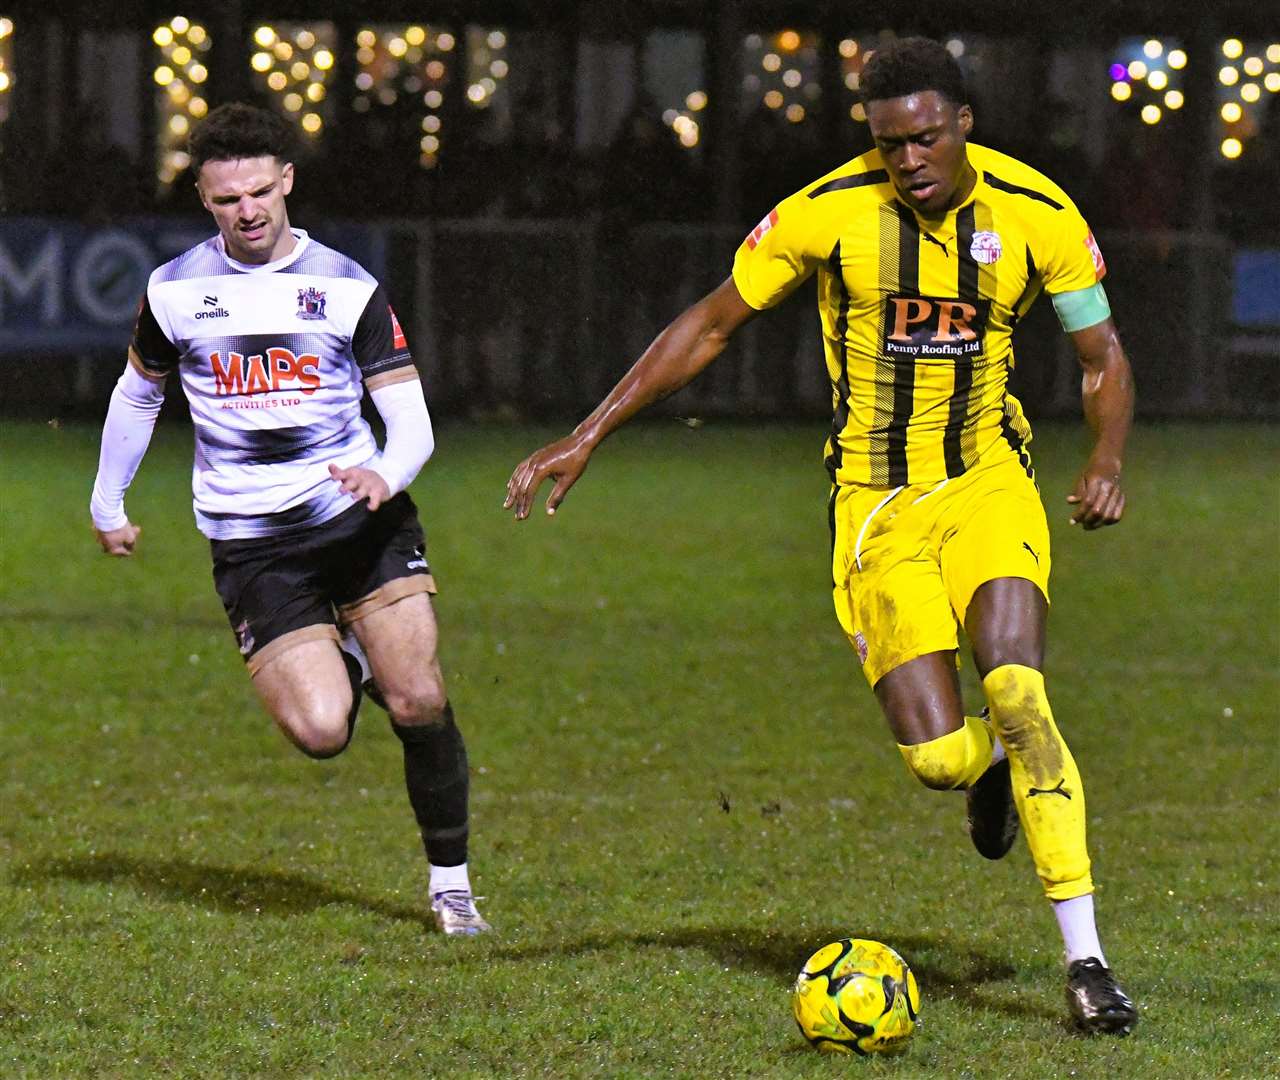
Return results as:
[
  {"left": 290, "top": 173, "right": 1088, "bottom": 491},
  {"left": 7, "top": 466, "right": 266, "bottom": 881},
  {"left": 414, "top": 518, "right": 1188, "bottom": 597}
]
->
[
  {"left": 381, "top": 679, "right": 448, "bottom": 727},
  {"left": 278, "top": 704, "right": 352, "bottom": 759}
]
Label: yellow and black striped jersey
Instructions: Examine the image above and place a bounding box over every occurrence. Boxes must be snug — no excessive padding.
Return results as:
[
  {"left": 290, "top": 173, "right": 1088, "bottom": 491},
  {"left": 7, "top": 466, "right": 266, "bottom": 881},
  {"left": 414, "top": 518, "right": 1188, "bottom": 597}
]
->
[{"left": 732, "top": 143, "right": 1106, "bottom": 487}]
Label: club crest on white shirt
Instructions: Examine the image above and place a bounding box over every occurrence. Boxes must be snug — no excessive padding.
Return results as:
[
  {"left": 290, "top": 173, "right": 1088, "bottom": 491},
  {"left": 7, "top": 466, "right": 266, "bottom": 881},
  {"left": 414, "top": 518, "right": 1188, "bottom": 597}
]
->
[{"left": 296, "top": 286, "right": 327, "bottom": 320}]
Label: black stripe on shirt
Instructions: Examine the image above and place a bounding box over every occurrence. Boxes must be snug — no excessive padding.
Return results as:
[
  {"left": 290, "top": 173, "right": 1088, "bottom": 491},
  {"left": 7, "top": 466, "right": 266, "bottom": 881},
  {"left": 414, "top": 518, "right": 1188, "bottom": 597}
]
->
[
  {"left": 983, "top": 171, "right": 1065, "bottom": 210},
  {"left": 823, "top": 240, "right": 853, "bottom": 485},
  {"left": 886, "top": 204, "right": 919, "bottom": 486},
  {"left": 808, "top": 170, "right": 889, "bottom": 199},
  {"left": 201, "top": 495, "right": 330, "bottom": 527},
  {"left": 999, "top": 405, "right": 1034, "bottom": 479},
  {"left": 1008, "top": 244, "right": 1040, "bottom": 327},
  {"left": 944, "top": 204, "right": 979, "bottom": 478}
]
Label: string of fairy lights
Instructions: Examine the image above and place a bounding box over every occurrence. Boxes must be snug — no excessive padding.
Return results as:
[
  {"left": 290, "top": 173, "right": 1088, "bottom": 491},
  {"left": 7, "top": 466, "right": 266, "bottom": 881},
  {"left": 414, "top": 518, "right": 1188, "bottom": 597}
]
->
[
  {"left": 1, "top": 21, "right": 1274, "bottom": 177},
  {"left": 249, "top": 23, "right": 335, "bottom": 139},
  {"left": 1109, "top": 37, "right": 1280, "bottom": 158},
  {"left": 153, "top": 16, "right": 212, "bottom": 185},
  {"left": 138, "top": 23, "right": 1280, "bottom": 176},
  {"left": 0, "top": 18, "right": 13, "bottom": 125}
]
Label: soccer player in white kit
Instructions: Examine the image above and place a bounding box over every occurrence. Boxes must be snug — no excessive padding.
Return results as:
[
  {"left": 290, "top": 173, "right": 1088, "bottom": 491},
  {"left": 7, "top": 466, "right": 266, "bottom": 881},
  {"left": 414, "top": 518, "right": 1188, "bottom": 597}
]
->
[{"left": 89, "top": 103, "right": 489, "bottom": 936}]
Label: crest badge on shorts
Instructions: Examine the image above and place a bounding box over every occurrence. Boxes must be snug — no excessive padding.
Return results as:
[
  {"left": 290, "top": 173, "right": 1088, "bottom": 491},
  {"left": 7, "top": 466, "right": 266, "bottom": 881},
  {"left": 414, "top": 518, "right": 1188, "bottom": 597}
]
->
[
  {"left": 853, "top": 631, "right": 870, "bottom": 664},
  {"left": 969, "top": 231, "right": 1003, "bottom": 265}
]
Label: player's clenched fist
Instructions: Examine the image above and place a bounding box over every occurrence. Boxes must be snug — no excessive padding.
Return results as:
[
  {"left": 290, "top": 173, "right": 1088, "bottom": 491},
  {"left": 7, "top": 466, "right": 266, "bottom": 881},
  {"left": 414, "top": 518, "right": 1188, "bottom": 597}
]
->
[{"left": 95, "top": 522, "right": 142, "bottom": 557}]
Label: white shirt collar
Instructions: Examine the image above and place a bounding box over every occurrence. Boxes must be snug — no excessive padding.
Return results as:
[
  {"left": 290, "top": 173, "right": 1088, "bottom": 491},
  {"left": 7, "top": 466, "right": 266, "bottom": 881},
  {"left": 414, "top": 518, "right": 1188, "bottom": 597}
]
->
[{"left": 217, "top": 228, "right": 310, "bottom": 273}]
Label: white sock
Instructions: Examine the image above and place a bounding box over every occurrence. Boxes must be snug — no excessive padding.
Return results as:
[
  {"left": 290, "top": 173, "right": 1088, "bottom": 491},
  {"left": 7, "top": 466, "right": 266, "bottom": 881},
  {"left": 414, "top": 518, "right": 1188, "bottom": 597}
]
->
[
  {"left": 978, "top": 711, "right": 1007, "bottom": 765},
  {"left": 989, "top": 734, "right": 1007, "bottom": 766},
  {"left": 1053, "top": 893, "right": 1106, "bottom": 967},
  {"left": 430, "top": 862, "right": 471, "bottom": 896}
]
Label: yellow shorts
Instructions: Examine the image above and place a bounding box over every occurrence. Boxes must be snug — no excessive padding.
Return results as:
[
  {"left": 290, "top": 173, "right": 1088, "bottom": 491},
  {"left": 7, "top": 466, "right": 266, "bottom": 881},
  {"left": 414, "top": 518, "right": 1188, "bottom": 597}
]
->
[{"left": 831, "top": 450, "right": 1051, "bottom": 687}]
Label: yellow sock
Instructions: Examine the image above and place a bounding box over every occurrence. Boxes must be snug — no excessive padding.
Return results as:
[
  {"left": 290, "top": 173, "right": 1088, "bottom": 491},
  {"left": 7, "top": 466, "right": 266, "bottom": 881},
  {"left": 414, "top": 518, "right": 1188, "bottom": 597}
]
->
[
  {"left": 983, "top": 664, "right": 1093, "bottom": 900},
  {"left": 897, "top": 715, "right": 994, "bottom": 791}
]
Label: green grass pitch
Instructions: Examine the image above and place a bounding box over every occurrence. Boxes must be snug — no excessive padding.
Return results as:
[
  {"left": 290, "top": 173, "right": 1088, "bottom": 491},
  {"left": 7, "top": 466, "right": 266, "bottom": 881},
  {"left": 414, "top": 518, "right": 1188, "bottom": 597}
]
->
[{"left": 1, "top": 418, "right": 1276, "bottom": 1078}]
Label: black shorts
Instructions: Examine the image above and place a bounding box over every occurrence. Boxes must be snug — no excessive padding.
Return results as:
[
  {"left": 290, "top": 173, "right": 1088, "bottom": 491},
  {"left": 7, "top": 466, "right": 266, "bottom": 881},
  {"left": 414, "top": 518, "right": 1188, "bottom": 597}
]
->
[{"left": 210, "top": 492, "right": 436, "bottom": 674}]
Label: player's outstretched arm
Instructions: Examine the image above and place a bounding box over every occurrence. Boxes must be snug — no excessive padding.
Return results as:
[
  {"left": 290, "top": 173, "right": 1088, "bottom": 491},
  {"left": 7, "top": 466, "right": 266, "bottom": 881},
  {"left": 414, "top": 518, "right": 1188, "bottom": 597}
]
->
[
  {"left": 505, "top": 277, "right": 757, "bottom": 520},
  {"left": 90, "top": 361, "right": 167, "bottom": 557},
  {"left": 1066, "top": 317, "right": 1135, "bottom": 530}
]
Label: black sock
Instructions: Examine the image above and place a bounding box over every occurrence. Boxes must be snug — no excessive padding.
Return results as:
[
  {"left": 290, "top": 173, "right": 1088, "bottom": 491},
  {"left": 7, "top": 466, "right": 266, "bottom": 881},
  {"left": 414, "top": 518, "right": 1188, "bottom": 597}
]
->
[{"left": 391, "top": 701, "right": 469, "bottom": 868}]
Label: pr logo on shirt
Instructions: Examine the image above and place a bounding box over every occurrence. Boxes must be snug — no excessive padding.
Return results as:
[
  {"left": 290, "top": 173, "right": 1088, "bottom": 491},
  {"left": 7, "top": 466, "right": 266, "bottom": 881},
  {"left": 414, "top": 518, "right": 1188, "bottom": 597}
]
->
[
  {"left": 882, "top": 295, "right": 991, "bottom": 358},
  {"left": 1084, "top": 231, "right": 1107, "bottom": 280},
  {"left": 746, "top": 208, "right": 779, "bottom": 250}
]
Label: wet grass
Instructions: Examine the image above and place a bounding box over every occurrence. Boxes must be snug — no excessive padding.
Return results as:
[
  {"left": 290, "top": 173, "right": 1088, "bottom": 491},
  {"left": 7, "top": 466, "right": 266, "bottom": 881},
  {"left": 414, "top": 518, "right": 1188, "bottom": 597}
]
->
[{"left": 1, "top": 418, "right": 1276, "bottom": 1077}]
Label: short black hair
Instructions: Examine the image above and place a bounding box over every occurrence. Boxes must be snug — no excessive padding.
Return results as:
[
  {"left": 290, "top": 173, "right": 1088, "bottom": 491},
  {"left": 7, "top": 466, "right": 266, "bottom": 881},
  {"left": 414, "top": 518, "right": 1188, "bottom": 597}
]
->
[
  {"left": 860, "top": 37, "right": 968, "bottom": 107},
  {"left": 188, "top": 102, "right": 296, "bottom": 173}
]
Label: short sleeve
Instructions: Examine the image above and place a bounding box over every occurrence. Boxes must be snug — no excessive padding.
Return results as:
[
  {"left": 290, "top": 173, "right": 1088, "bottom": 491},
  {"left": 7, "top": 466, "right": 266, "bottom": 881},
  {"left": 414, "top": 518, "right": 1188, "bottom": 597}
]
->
[
  {"left": 731, "top": 190, "right": 833, "bottom": 311},
  {"left": 352, "top": 282, "right": 417, "bottom": 385},
  {"left": 1035, "top": 197, "right": 1107, "bottom": 296},
  {"left": 129, "top": 293, "right": 181, "bottom": 377}
]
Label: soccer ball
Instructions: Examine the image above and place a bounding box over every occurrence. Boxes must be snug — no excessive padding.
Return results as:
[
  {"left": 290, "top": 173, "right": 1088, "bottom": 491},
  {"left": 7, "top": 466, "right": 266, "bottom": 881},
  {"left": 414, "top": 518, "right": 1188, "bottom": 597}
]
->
[{"left": 792, "top": 938, "right": 920, "bottom": 1055}]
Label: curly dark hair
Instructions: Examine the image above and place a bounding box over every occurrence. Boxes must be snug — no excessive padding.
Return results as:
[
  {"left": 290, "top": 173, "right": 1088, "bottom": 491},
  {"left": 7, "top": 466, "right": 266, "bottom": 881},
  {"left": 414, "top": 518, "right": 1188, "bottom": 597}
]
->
[
  {"left": 860, "top": 37, "right": 968, "bottom": 107},
  {"left": 188, "top": 102, "right": 296, "bottom": 172}
]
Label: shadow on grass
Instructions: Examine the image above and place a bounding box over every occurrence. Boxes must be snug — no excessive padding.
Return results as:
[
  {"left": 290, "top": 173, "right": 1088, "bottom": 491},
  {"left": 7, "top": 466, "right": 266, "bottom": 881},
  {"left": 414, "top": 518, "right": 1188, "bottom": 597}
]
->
[
  {"left": 498, "top": 925, "right": 1059, "bottom": 1024},
  {"left": 13, "top": 852, "right": 433, "bottom": 931}
]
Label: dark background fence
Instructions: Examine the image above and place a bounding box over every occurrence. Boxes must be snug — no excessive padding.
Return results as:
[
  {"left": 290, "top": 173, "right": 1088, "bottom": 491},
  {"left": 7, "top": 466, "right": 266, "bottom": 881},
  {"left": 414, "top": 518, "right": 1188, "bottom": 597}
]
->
[{"left": 4, "top": 218, "right": 1271, "bottom": 423}]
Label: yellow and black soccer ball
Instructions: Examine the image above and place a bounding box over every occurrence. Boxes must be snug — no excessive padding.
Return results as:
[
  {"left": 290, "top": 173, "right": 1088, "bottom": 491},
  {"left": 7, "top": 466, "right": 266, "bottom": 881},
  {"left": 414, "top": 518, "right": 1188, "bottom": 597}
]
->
[{"left": 792, "top": 938, "right": 920, "bottom": 1055}]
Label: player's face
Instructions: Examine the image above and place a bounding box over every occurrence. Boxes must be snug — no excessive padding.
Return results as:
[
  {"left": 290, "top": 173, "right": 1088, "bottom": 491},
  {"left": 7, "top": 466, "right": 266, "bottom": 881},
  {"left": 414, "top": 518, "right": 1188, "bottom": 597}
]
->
[
  {"left": 197, "top": 156, "right": 296, "bottom": 264},
  {"left": 866, "top": 92, "right": 975, "bottom": 219}
]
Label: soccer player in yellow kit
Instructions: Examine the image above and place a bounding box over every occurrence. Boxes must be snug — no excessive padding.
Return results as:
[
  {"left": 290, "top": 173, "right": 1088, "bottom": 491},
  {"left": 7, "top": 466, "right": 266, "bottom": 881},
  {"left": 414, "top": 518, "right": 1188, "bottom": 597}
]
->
[{"left": 506, "top": 37, "right": 1137, "bottom": 1034}]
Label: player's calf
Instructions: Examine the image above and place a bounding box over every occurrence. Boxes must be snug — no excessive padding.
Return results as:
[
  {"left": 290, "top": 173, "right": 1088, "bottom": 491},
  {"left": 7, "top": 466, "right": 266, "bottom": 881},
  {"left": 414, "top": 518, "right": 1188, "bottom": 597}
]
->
[{"left": 982, "top": 664, "right": 1091, "bottom": 892}]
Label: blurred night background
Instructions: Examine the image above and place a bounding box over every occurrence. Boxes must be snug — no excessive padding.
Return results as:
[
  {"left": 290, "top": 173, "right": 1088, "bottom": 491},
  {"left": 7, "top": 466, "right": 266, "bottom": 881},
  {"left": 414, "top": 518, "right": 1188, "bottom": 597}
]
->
[{"left": 2, "top": 1, "right": 1277, "bottom": 423}]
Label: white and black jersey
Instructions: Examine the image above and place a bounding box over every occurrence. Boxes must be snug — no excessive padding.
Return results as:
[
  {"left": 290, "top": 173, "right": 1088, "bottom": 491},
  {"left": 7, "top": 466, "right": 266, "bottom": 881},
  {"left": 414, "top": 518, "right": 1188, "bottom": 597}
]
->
[{"left": 131, "top": 229, "right": 417, "bottom": 540}]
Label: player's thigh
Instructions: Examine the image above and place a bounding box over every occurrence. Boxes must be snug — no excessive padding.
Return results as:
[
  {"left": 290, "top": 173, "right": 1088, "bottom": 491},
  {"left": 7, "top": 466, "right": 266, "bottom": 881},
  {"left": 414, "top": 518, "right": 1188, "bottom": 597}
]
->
[
  {"left": 964, "top": 576, "right": 1047, "bottom": 677},
  {"left": 350, "top": 593, "right": 447, "bottom": 718},
  {"left": 940, "top": 458, "right": 1051, "bottom": 630},
  {"left": 252, "top": 636, "right": 354, "bottom": 746},
  {"left": 873, "top": 650, "right": 965, "bottom": 745},
  {"left": 330, "top": 493, "right": 444, "bottom": 715},
  {"left": 832, "top": 485, "right": 960, "bottom": 689}
]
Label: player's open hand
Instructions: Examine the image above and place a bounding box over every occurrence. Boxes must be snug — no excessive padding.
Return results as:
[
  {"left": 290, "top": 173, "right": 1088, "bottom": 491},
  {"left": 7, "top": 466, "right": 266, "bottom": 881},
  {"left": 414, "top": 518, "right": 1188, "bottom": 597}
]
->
[
  {"left": 95, "top": 521, "right": 142, "bottom": 557},
  {"left": 505, "top": 434, "right": 593, "bottom": 520},
  {"left": 329, "top": 463, "right": 392, "bottom": 511},
  {"left": 1067, "top": 458, "right": 1126, "bottom": 530}
]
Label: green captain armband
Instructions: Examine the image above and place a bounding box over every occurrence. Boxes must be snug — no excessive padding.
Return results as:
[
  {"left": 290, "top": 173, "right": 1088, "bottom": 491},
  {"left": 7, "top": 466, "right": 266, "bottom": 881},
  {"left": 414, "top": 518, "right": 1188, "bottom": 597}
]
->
[{"left": 1051, "top": 282, "right": 1111, "bottom": 332}]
